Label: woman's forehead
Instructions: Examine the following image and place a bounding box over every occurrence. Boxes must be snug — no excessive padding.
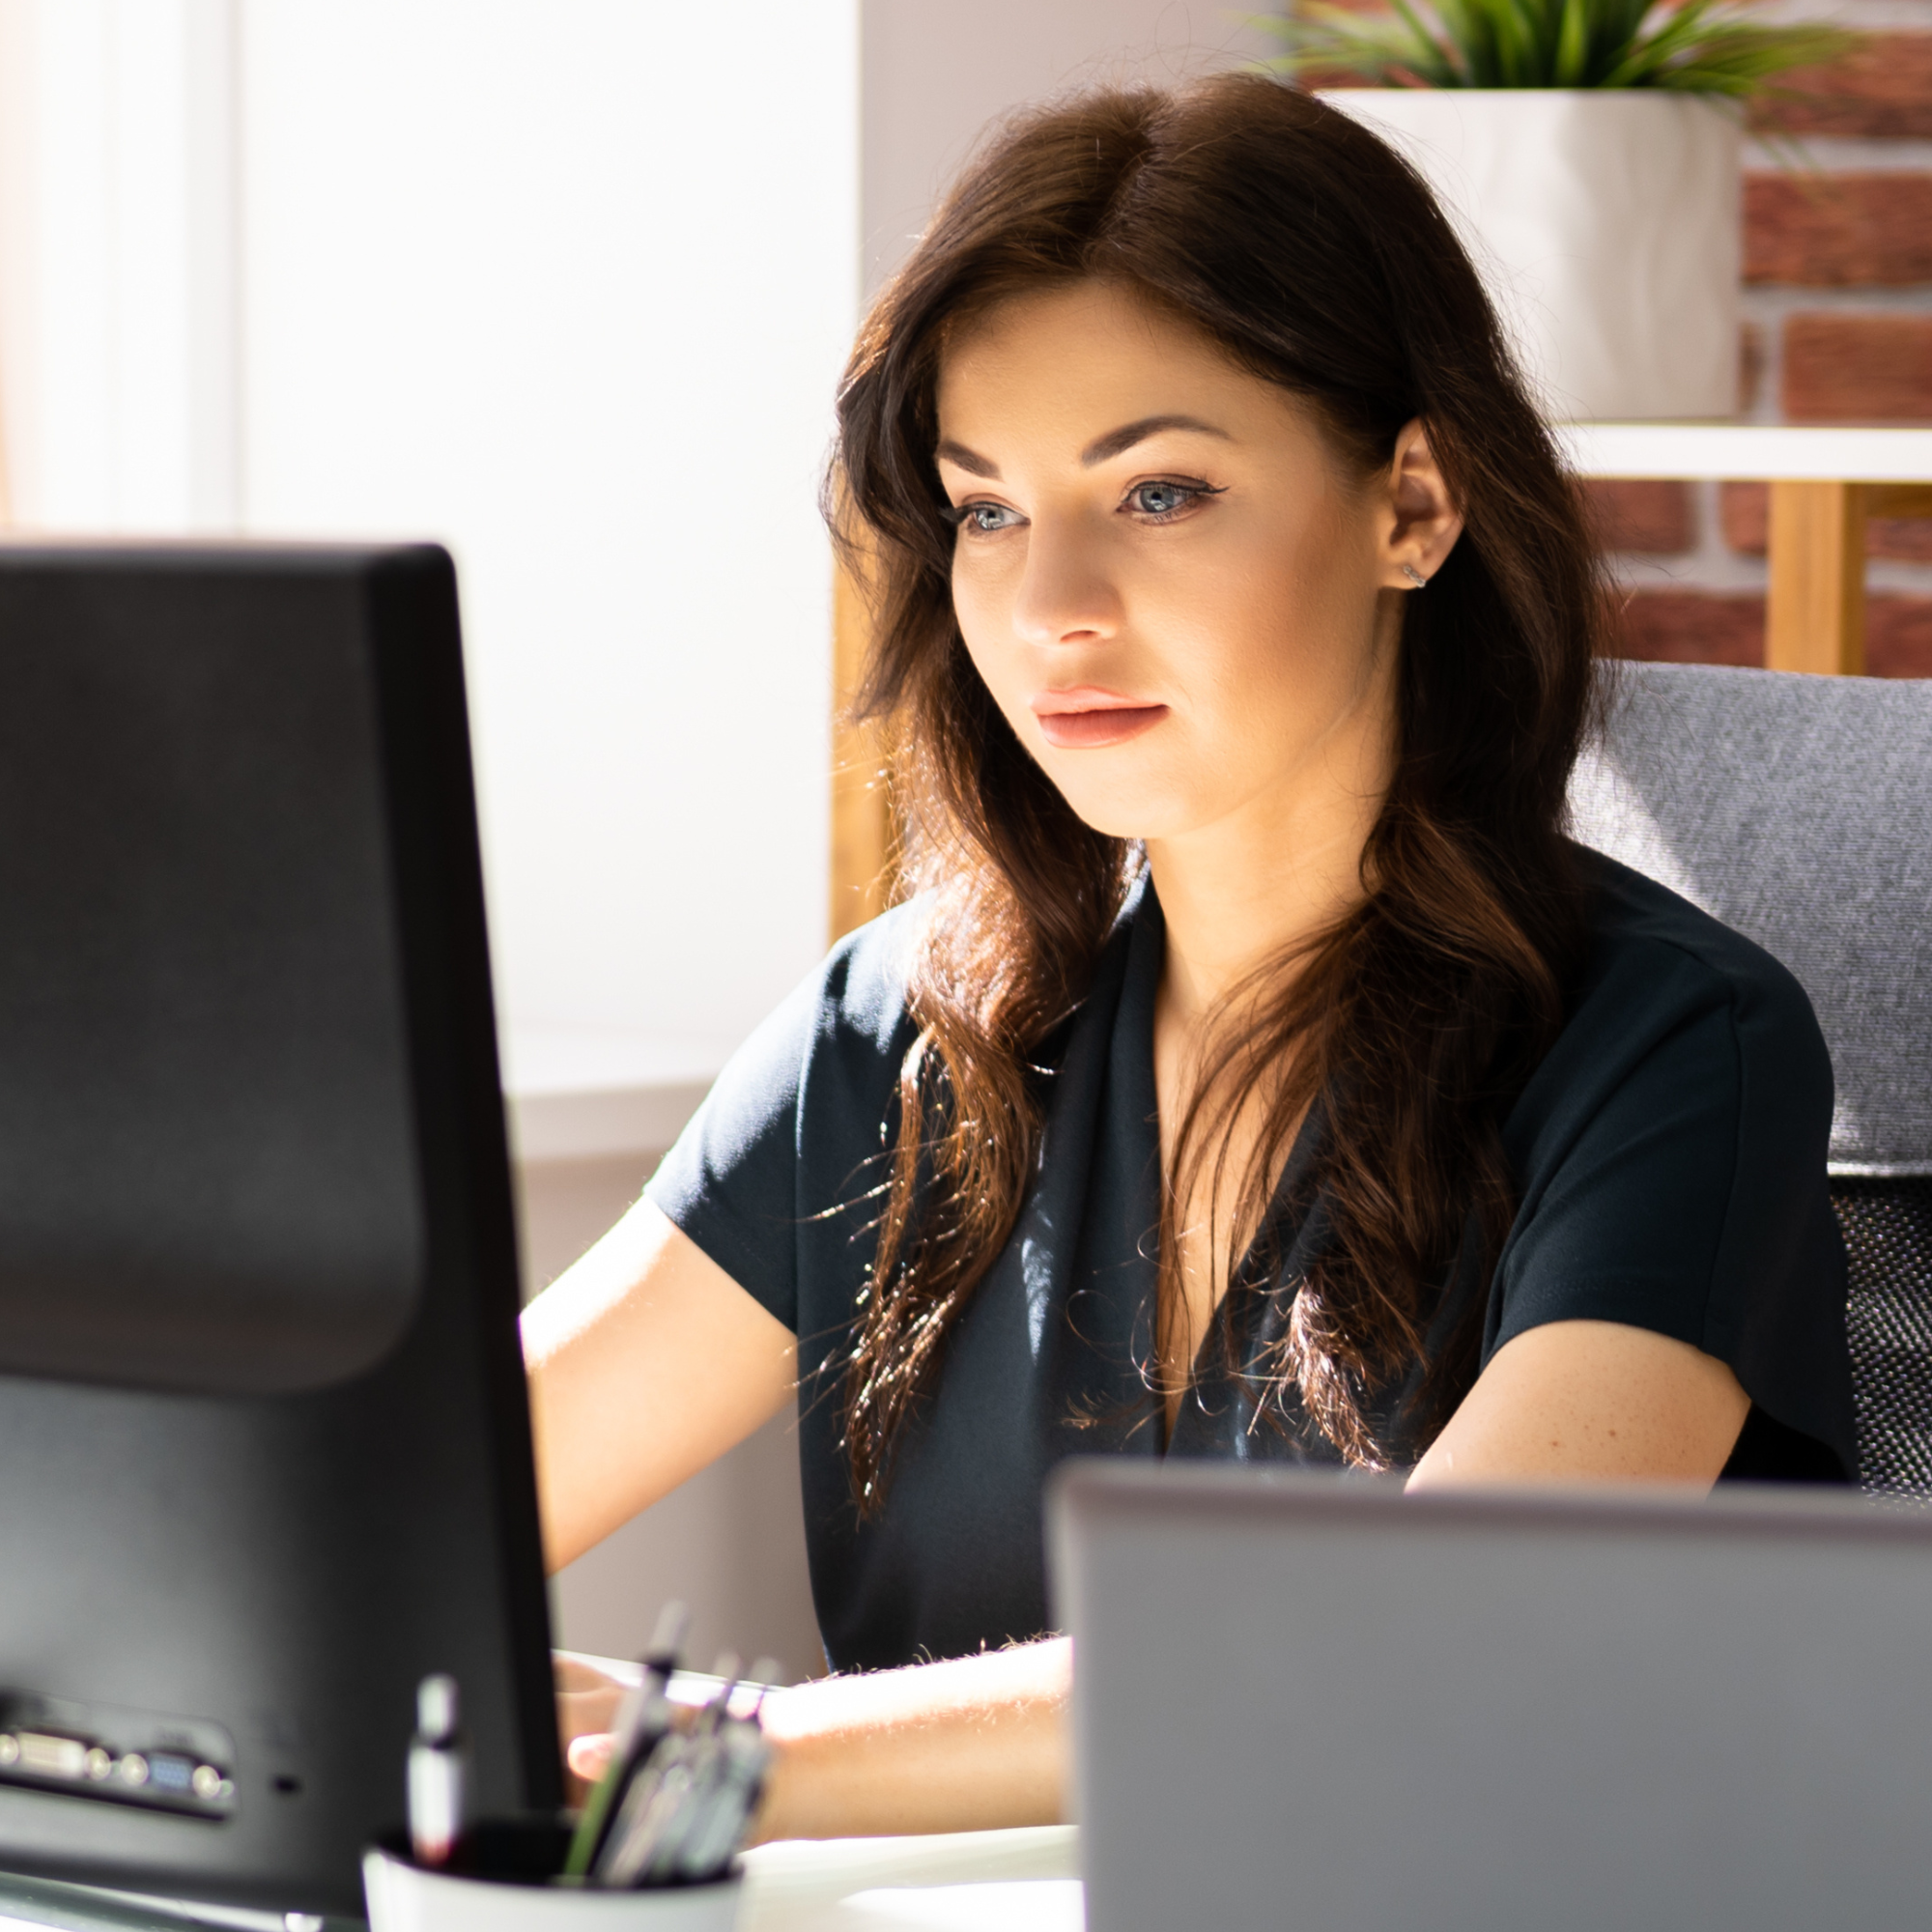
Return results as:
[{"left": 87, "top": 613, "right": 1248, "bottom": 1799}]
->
[
  {"left": 940, "top": 283, "right": 1226, "bottom": 391},
  {"left": 934, "top": 283, "right": 1299, "bottom": 457}
]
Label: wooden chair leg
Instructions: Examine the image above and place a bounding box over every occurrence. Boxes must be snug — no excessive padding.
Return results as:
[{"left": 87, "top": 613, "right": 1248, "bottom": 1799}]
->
[{"left": 1767, "top": 479, "right": 1866, "bottom": 676}]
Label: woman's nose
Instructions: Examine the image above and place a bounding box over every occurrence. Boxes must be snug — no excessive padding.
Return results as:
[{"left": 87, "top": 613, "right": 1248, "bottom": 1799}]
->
[{"left": 1009, "top": 522, "right": 1124, "bottom": 648}]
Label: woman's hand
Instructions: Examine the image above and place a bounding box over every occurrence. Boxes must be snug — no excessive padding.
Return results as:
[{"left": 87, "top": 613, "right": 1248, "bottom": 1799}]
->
[{"left": 554, "top": 1652, "right": 631, "bottom": 1802}]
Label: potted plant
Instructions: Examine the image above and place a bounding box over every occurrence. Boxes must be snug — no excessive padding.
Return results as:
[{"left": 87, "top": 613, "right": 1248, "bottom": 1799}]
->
[{"left": 1264, "top": 0, "right": 1852, "bottom": 420}]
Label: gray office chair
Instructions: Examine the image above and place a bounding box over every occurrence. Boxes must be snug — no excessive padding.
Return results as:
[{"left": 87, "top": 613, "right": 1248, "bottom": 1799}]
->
[{"left": 1568, "top": 662, "right": 1932, "bottom": 1495}]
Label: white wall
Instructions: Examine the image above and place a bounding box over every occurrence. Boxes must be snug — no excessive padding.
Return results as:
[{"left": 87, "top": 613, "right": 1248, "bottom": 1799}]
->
[
  {"left": 0, "top": 0, "right": 240, "bottom": 530},
  {"left": 241, "top": 2, "right": 857, "bottom": 1066},
  {"left": 0, "top": 0, "right": 859, "bottom": 1076},
  {"left": 862, "top": 0, "right": 1280, "bottom": 296}
]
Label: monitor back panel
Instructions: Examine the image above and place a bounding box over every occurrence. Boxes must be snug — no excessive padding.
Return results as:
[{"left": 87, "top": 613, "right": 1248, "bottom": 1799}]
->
[
  {"left": 1052, "top": 1463, "right": 1932, "bottom": 1932},
  {"left": 0, "top": 547, "right": 557, "bottom": 1915}
]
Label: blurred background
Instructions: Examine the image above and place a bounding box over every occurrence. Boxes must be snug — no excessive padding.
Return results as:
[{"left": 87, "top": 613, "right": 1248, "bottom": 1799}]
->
[{"left": 0, "top": 0, "right": 1908, "bottom": 1681}]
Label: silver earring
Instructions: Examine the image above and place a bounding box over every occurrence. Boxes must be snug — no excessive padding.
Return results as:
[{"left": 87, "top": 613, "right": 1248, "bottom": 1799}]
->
[{"left": 1400, "top": 563, "right": 1428, "bottom": 589}]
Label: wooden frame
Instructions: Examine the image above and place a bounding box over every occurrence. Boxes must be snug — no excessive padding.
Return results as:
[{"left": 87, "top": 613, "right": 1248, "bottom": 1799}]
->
[
  {"left": 829, "top": 562, "right": 894, "bottom": 944},
  {"left": 1767, "top": 480, "right": 1932, "bottom": 676}
]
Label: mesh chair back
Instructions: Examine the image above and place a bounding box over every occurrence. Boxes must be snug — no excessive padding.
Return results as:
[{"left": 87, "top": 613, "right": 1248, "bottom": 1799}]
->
[{"left": 1568, "top": 664, "right": 1932, "bottom": 1493}]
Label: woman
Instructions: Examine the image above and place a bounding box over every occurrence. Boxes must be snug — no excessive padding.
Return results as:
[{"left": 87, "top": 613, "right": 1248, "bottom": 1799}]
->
[{"left": 525, "top": 74, "right": 1853, "bottom": 1840}]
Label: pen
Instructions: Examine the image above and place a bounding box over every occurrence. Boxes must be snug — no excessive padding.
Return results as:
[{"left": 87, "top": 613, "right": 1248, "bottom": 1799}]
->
[
  {"left": 562, "top": 1600, "right": 689, "bottom": 1880},
  {"left": 671, "top": 1659, "right": 779, "bottom": 1882},
  {"left": 594, "top": 1654, "right": 742, "bottom": 1889},
  {"left": 641, "top": 1661, "right": 744, "bottom": 1886},
  {"left": 407, "top": 1675, "right": 466, "bottom": 1870}
]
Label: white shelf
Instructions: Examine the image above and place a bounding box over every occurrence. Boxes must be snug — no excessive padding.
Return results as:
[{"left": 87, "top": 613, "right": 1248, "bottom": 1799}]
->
[
  {"left": 499, "top": 1028, "right": 725, "bottom": 1164},
  {"left": 1558, "top": 423, "right": 1932, "bottom": 482}
]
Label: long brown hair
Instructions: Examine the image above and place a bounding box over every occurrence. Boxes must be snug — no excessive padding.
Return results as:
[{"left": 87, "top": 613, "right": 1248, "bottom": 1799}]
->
[{"left": 829, "top": 73, "right": 1603, "bottom": 1506}]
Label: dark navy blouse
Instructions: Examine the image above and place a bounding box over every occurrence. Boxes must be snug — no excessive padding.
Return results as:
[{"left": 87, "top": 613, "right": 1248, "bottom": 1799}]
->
[{"left": 648, "top": 851, "right": 1855, "bottom": 1673}]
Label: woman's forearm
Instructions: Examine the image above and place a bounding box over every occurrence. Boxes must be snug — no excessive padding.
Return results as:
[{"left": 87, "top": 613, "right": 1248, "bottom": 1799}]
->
[
  {"left": 751, "top": 1638, "right": 1071, "bottom": 1841},
  {"left": 522, "top": 1201, "right": 797, "bottom": 1572}
]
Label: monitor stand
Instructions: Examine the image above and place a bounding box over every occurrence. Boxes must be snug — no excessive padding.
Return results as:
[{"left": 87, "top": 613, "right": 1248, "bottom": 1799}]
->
[{"left": 0, "top": 1871, "right": 358, "bottom": 1932}]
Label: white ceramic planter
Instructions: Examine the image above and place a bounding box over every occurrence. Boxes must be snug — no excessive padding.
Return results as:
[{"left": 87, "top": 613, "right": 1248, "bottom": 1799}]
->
[
  {"left": 363, "top": 1848, "right": 743, "bottom": 1932},
  {"left": 1319, "top": 89, "right": 1741, "bottom": 422}
]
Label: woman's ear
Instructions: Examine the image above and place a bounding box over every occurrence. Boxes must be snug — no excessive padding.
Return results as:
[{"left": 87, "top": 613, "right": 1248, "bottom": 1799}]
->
[{"left": 1378, "top": 418, "right": 1463, "bottom": 592}]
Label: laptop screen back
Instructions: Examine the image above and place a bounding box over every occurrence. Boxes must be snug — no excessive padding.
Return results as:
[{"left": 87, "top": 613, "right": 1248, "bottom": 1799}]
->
[{"left": 1051, "top": 1461, "right": 1932, "bottom": 1932}]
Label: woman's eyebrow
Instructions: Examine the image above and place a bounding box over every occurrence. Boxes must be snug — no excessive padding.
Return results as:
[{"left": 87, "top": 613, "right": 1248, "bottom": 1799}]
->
[
  {"left": 1081, "top": 414, "right": 1232, "bottom": 466},
  {"left": 935, "top": 440, "right": 1001, "bottom": 478},
  {"left": 934, "top": 413, "right": 1232, "bottom": 480}
]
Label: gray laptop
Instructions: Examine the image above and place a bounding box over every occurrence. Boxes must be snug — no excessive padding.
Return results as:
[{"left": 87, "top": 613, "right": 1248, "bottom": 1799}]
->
[{"left": 1049, "top": 1462, "right": 1932, "bottom": 1932}]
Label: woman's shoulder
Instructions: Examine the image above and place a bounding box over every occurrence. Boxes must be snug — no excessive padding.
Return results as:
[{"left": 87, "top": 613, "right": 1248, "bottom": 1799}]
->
[
  {"left": 1571, "top": 844, "right": 1826, "bottom": 1053},
  {"left": 1508, "top": 845, "right": 1834, "bottom": 1165},
  {"left": 694, "top": 898, "right": 925, "bottom": 1144},
  {"left": 815, "top": 897, "right": 925, "bottom": 1051},
  {"left": 643, "top": 901, "right": 929, "bottom": 1328}
]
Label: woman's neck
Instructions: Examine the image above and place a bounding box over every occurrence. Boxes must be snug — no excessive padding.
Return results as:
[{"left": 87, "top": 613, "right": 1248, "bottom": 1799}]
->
[{"left": 1146, "top": 696, "right": 1394, "bottom": 1030}]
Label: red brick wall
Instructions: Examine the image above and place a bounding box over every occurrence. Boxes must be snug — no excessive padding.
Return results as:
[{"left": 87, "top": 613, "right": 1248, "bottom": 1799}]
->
[
  {"left": 1745, "top": 176, "right": 1932, "bottom": 290},
  {"left": 1752, "top": 33, "right": 1932, "bottom": 141}
]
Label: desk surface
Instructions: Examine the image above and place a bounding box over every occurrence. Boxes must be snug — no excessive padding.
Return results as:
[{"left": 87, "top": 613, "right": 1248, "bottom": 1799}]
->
[
  {"left": 0, "top": 1827, "right": 1083, "bottom": 1932},
  {"left": 739, "top": 1827, "right": 1080, "bottom": 1931}
]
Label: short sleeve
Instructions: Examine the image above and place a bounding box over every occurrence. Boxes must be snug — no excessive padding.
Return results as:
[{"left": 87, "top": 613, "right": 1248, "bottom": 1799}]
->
[
  {"left": 645, "top": 907, "right": 920, "bottom": 1334},
  {"left": 1488, "top": 905, "right": 1856, "bottom": 1478}
]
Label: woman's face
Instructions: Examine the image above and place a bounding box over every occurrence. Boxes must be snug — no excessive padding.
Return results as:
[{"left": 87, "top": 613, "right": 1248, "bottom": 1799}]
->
[{"left": 934, "top": 281, "right": 1457, "bottom": 849}]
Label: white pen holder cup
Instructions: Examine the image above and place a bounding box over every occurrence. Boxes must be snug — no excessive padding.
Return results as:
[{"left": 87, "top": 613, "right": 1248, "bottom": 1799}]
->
[{"left": 363, "top": 1826, "right": 743, "bottom": 1932}]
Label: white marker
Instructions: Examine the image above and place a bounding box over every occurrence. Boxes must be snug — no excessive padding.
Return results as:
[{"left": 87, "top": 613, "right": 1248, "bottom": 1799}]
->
[{"left": 407, "top": 1675, "right": 466, "bottom": 1869}]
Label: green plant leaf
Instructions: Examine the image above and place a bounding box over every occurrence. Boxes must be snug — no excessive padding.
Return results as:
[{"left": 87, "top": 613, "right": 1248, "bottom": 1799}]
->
[
  {"left": 1258, "top": 3, "right": 1461, "bottom": 86},
  {"left": 1390, "top": 0, "right": 1467, "bottom": 80},
  {"left": 1553, "top": 0, "right": 1590, "bottom": 84},
  {"left": 1419, "top": 0, "right": 1482, "bottom": 80},
  {"left": 1259, "top": 0, "right": 1858, "bottom": 97}
]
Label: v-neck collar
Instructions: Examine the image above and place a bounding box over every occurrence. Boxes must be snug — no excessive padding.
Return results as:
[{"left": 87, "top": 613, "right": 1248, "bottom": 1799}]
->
[{"left": 1107, "top": 877, "right": 1332, "bottom": 1458}]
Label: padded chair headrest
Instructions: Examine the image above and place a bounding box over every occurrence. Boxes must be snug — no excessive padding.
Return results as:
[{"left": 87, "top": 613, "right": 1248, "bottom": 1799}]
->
[{"left": 1569, "top": 662, "right": 1932, "bottom": 1179}]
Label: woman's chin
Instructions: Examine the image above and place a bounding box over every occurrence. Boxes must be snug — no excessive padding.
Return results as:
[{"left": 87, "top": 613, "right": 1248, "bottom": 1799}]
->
[{"left": 1050, "top": 783, "right": 1192, "bottom": 845}]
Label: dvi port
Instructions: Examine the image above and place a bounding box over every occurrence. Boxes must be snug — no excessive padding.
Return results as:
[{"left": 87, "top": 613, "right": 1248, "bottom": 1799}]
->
[{"left": 10, "top": 1732, "right": 87, "bottom": 1779}]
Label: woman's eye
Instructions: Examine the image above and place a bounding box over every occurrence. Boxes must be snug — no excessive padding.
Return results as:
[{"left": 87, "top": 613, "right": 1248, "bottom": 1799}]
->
[
  {"left": 952, "top": 501, "right": 1022, "bottom": 534},
  {"left": 1125, "top": 479, "right": 1204, "bottom": 519}
]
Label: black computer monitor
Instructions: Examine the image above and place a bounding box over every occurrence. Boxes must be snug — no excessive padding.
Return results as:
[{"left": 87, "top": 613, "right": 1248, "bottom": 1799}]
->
[{"left": 0, "top": 545, "right": 559, "bottom": 1917}]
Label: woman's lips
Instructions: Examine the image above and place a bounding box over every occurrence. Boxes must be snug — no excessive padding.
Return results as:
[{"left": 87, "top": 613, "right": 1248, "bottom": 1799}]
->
[{"left": 1030, "top": 687, "right": 1169, "bottom": 750}]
